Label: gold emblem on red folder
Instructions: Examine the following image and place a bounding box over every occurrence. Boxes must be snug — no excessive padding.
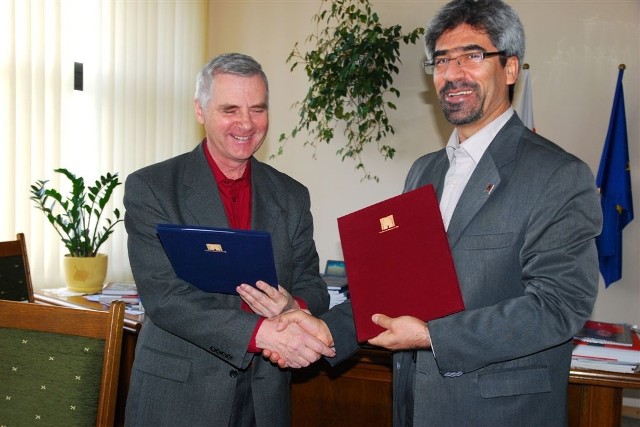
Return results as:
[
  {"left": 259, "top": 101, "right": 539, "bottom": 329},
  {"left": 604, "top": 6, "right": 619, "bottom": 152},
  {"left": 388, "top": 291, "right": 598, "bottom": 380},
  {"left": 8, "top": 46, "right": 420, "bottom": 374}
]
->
[
  {"left": 205, "top": 243, "right": 225, "bottom": 253},
  {"left": 379, "top": 215, "right": 398, "bottom": 233}
]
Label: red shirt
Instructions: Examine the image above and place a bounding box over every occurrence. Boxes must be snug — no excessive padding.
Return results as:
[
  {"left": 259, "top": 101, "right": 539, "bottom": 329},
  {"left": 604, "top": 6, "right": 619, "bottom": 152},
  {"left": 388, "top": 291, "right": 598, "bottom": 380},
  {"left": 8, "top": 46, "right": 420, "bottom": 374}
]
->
[
  {"left": 204, "top": 143, "right": 252, "bottom": 230},
  {"left": 204, "top": 143, "right": 310, "bottom": 353}
]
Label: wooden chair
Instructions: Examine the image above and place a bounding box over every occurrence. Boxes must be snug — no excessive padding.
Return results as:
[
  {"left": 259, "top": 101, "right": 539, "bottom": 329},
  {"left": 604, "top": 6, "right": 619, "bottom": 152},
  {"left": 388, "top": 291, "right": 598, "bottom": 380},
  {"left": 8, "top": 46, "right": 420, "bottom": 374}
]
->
[
  {"left": 0, "top": 233, "right": 34, "bottom": 303},
  {"left": 0, "top": 299, "right": 125, "bottom": 426}
]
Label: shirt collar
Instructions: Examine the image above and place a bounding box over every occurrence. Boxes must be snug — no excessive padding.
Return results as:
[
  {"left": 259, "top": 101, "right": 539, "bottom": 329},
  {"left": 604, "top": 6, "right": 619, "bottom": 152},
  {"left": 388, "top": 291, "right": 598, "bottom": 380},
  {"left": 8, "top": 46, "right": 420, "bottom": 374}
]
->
[
  {"left": 445, "top": 107, "right": 514, "bottom": 164},
  {"left": 203, "top": 140, "right": 252, "bottom": 184}
]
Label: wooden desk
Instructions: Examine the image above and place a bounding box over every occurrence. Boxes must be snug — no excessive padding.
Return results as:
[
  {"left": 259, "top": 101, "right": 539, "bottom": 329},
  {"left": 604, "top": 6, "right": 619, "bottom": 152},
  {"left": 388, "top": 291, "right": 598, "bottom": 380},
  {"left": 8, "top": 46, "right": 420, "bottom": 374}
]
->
[
  {"left": 34, "top": 290, "right": 143, "bottom": 426},
  {"left": 291, "top": 348, "right": 640, "bottom": 427},
  {"left": 33, "top": 291, "right": 639, "bottom": 427},
  {"left": 568, "top": 368, "right": 640, "bottom": 426}
]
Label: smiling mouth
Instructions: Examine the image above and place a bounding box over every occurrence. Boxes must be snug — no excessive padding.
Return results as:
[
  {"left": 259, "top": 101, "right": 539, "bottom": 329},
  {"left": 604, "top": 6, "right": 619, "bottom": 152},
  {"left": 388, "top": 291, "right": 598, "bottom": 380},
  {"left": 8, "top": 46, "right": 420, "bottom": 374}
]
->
[
  {"left": 446, "top": 89, "right": 473, "bottom": 98},
  {"left": 232, "top": 135, "right": 251, "bottom": 141}
]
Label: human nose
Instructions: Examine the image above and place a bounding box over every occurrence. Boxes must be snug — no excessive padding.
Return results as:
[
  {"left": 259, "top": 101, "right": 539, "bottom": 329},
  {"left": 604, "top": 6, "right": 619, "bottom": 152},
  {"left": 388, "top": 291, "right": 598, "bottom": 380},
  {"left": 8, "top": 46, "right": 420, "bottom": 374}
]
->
[
  {"left": 442, "top": 57, "right": 465, "bottom": 80},
  {"left": 235, "top": 110, "right": 253, "bottom": 130}
]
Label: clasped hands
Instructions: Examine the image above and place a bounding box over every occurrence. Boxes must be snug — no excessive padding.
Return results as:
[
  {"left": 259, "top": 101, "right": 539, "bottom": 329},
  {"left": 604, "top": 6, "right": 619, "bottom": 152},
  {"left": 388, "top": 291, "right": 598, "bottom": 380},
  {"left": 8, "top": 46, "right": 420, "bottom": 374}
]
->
[
  {"left": 237, "top": 281, "right": 334, "bottom": 368},
  {"left": 237, "top": 282, "right": 432, "bottom": 369}
]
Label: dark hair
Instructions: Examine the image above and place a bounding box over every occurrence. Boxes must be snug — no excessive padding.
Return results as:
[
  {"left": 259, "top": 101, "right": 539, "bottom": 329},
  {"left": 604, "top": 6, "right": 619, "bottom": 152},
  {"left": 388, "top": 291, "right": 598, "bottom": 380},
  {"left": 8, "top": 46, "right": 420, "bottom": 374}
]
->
[
  {"left": 424, "top": 0, "right": 525, "bottom": 66},
  {"left": 194, "top": 53, "right": 269, "bottom": 110}
]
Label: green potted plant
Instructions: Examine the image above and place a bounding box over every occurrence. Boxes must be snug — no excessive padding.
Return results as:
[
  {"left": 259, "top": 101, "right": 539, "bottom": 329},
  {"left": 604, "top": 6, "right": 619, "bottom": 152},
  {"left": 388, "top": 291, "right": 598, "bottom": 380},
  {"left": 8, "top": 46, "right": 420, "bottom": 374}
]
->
[
  {"left": 276, "top": 0, "right": 424, "bottom": 181},
  {"left": 30, "top": 168, "right": 123, "bottom": 293}
]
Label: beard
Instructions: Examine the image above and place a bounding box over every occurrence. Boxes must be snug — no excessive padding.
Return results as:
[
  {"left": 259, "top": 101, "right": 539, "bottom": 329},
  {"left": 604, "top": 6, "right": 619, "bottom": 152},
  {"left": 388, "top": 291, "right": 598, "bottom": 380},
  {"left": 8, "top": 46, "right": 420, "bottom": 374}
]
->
[{"left": 438, "top": 81, "right": 484, "bottom": 126}]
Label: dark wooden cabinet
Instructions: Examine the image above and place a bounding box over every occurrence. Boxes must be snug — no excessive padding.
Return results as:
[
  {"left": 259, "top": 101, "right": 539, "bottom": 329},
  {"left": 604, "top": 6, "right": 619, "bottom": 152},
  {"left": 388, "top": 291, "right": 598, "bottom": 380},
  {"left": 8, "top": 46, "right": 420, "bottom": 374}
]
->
[
  {"left": 291, "top": 348, "right": 392, "bottom": 427},
  {"left": 568, "top": 369, "right": 640, "bottom": 427},
  {"left": 291, "top": 347, "right": 640, "bottom": 427}
]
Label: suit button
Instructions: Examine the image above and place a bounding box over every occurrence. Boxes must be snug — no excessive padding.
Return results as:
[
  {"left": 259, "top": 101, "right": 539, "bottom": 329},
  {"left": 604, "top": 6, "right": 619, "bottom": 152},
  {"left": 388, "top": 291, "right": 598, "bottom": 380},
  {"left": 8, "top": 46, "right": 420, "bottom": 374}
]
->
[{"left": 229, "top": 370, "right": 238, "bottom": 378}]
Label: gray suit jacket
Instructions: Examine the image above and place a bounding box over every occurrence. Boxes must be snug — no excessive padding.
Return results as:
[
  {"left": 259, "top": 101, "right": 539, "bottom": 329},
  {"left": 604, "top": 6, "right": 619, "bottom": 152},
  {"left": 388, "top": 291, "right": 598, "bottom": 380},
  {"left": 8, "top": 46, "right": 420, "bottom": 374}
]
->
[
  {"left": 324, "top": 115, "right": 602, "bottom": 426},
  {"left": 123, "top": 143, "right": 329, "bottom": 426}
]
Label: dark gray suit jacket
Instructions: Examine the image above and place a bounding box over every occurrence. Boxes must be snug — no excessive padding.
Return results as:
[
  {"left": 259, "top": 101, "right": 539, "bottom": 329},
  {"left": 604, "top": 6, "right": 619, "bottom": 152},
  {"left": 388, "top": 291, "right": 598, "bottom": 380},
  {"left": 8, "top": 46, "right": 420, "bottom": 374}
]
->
[
  {"left": 324, "top": 115, "right": 602, "bottom": 426},
  {"left": 123, "top": 143, "right": 328, "bottom": 426}
]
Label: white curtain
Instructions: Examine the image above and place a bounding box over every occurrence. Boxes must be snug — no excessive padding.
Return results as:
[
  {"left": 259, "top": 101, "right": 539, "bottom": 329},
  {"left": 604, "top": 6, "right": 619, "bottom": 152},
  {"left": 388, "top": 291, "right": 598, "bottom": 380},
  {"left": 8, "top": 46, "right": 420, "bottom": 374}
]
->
[{"left": 1, "top": 0, "right": 207, "bottom": 289}]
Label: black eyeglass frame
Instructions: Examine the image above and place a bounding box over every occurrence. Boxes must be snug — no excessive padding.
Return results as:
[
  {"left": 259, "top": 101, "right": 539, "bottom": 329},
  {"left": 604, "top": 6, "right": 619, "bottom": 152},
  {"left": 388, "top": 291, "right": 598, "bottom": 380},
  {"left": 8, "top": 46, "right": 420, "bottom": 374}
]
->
[{"left": 422, "top": 51, "right": 506, "bottom": 75}]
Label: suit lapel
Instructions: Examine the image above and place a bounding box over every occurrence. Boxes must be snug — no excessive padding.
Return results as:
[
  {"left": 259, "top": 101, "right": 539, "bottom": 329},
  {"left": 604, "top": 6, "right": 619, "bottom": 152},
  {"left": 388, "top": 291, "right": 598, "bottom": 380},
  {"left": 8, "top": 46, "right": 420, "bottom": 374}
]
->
[
  {"left": 432, "top": 156, "right": 449, "bottom": 201},
  {"left": 180, "top": 149, "right": 284, "bottom": 233},
  {"left": 182, "top": 145, "right": 229, "bottom": 227},
  {"left": 446, "top": 158, "right": 501, "bottom": 247},
  {"left": 446, "top": 115, "right": 524, "bottom": 247},
  {"left": 250, "top": 158, "right": 284, "bottom": 233},
  {"left": 406, "top": 152, "right": 449, "bottom": 199}
]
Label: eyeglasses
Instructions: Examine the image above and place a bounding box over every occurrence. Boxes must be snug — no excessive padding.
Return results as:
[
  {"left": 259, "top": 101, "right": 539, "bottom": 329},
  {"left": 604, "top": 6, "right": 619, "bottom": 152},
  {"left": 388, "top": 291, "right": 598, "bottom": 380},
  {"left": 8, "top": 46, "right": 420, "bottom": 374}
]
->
[{"left": 423, "top": 51, "right": 506, "bottom": 75}]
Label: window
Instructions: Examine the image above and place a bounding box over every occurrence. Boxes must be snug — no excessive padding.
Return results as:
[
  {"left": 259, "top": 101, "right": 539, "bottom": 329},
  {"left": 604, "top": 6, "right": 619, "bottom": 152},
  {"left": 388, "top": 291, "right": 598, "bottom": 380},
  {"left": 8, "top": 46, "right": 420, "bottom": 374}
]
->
[{"left": 1, "top": 0, "right": 206, "bottom": 286}]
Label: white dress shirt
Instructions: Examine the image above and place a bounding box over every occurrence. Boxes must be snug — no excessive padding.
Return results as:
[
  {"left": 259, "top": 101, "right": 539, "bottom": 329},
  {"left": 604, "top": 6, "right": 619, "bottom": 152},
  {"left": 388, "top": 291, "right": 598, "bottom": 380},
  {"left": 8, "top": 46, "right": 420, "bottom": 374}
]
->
[{"left": 439, "top": 108, "right": 515, "bottom": 230}]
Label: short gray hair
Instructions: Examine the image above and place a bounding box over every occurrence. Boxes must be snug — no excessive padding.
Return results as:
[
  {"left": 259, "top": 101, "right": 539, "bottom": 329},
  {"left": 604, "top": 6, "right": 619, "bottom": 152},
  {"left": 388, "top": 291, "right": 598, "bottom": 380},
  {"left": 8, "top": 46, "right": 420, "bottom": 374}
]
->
[
  {"left": 424, "top": 0, "right": 525, "bottom": 66},
  {"left": 194, "top": 53, "right": 269, "bottom": 110}
]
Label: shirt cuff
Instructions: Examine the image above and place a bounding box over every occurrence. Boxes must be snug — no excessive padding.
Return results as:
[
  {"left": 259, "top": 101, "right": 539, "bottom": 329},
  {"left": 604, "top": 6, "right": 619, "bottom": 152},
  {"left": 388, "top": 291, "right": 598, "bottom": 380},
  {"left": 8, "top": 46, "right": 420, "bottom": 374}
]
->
[
  {"left": 247, "top": 317, "right": 266, "bottom": 353},
  {"left": 294, "top": 297, "right": 308, "bottom": 310},
  {"left": 244, "top": 297, "right": 307, "bottom": 353}
]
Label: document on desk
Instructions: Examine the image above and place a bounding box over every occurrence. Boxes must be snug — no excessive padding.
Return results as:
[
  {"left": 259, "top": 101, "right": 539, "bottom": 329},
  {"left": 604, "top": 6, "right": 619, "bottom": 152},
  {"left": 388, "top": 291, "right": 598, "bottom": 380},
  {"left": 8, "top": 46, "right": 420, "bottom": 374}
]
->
[
  {"left": 156, "top": 224, "right": 278, "bottom": 295},
  {"left": 337, "top": 184, "right": 464, "bottom": 342}
]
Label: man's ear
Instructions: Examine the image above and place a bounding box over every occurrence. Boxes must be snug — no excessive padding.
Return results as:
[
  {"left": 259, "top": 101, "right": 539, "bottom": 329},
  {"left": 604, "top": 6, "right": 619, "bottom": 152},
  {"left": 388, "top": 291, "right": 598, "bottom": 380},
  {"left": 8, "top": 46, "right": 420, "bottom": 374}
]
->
[
  {"left": 194, "top": 99, "right": 205, "bottom": 125},
  {"left": 505, "top": 56, "right": 519, "bottom": 85}
]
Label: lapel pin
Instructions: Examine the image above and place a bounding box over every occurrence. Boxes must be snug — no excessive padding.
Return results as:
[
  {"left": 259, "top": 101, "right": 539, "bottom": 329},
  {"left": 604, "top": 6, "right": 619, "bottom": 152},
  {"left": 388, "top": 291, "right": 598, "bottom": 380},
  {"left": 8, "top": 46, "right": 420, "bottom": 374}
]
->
[{"left": 485, "top": 183, "right": 495, "bottom": 194}]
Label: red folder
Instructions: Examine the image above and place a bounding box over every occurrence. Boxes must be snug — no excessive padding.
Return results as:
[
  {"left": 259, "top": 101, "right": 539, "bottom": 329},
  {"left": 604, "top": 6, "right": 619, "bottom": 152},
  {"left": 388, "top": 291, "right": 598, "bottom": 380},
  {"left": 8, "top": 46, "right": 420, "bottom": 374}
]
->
[{"left": 337, "top": 184, "right": 464, "bottom": 342}]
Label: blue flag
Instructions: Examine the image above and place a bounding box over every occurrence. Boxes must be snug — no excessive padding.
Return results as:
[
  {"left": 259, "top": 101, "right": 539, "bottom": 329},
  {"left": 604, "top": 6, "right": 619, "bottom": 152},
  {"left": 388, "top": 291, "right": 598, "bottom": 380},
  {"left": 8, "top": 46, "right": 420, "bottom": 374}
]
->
[{"left": 596, "top": 68, "right": 633, "bottom": 287}]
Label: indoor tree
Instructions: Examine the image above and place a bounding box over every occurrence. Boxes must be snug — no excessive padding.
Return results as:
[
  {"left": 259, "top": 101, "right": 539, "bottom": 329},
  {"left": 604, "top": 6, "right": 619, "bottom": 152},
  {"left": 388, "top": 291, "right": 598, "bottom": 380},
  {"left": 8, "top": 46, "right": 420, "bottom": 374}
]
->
[{"left": 277, "top": 0, "right": 424, "bottom": 181}]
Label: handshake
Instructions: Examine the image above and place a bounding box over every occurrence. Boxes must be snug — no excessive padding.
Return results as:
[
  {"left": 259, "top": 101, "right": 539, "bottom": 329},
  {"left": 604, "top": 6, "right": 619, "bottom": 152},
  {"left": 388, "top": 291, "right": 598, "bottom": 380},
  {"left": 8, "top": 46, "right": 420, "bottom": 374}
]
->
[
  {"left": 237, "top": 281, "right": 433, "bottom": 369},
  {"left": 238, "top": 281, "right": 335, "bottom": 369}
]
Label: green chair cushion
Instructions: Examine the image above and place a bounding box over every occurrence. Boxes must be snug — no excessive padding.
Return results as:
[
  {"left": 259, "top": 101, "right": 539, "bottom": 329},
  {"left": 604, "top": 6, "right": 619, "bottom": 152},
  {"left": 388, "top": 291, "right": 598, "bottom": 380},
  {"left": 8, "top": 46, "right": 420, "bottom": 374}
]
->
[{"left": 0, "top": 328, "right": 104, "bottom": 426}]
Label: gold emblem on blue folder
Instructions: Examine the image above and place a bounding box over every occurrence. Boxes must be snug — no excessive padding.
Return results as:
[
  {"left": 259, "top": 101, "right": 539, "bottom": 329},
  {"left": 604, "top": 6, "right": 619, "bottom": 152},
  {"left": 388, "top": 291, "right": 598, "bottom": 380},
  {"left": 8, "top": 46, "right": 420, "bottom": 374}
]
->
[
  {"left": 205, "top": 243, "right": 225, "bottom": 253},
  {"left": 379, "top": 215, "right": 398, "bottom": 233}
]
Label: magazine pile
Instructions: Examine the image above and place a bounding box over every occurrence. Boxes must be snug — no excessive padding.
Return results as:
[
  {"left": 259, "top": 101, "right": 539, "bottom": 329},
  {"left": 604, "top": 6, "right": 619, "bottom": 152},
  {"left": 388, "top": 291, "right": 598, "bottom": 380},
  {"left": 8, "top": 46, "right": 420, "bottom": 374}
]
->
[{"left": 571, "top": 320, "right": 640, "bottom": 373}]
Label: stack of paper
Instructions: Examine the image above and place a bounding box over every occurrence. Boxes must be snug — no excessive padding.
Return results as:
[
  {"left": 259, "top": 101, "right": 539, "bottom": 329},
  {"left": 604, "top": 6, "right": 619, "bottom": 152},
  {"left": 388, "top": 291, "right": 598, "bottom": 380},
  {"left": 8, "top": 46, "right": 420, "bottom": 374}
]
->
[
  {"left": 324, "top": 275, "right": 349, "bottom": 309},
  {"left": 571, "top": 320, "right": 640, "bottom": 373},
  {"left": 322, "top": 260, "right": 349, "bottom": 309},
  {"left": 98, "top": 282, "right": 140, "bottom": 305}
]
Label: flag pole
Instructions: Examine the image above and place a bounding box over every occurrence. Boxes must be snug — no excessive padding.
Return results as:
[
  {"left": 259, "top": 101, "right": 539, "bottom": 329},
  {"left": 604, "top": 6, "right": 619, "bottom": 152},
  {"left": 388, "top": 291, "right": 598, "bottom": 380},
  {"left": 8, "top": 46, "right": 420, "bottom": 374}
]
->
[
  {"left": 618, "top": 63, "right": 626, "bottom": 70},
  {"left": 517, "top": 63, "right": 535, "bottom": 132}
]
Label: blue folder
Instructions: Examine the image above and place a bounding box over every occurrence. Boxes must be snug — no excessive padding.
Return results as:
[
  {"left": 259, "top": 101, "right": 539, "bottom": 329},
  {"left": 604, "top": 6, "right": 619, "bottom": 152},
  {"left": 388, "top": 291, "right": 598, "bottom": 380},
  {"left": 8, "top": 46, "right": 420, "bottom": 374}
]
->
[{"left": 156, "top": 224, "right": 278, "bottom": 295}]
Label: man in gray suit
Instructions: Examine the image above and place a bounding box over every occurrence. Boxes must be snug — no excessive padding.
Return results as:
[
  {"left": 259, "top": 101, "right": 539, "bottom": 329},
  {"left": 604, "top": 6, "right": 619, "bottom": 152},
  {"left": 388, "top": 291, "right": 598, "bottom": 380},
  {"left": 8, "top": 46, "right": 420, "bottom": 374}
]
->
[
  {"left": 252, "top": 1, "right": 602, "bottom": 425},
  {"left": 123, "top": 53, "right": 333, "bottom": 426}
]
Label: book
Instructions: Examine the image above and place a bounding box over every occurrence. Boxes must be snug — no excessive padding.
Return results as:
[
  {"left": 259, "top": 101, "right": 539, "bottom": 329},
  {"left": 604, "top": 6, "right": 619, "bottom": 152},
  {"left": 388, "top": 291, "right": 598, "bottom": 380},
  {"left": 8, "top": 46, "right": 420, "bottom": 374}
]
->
[
  {"left": 574, "top": 320, "right": 633, "bottom": 346},
  {"left": 572, "top": 329, "right": 640, "bottom": 365},
  {"left": 337, "top": 184, "right": 464, "bottom": 342},
  {"left": 156, "top": 224, "right": 278, "bottom": 295},
  {"left": 98, "top": 294, "right": 140, "bottom": 305},
  {"left": 327, "top": 285, "right": 348, "bottom": 295},
  {"left": 571, "top": 357, "right": 639, "bottom": 374},
  {"left": 323, "top": 276, "right": 348, "bottom": 291},
  {"left": 101, "top": 282, "right": 138, "bottom": 295}
]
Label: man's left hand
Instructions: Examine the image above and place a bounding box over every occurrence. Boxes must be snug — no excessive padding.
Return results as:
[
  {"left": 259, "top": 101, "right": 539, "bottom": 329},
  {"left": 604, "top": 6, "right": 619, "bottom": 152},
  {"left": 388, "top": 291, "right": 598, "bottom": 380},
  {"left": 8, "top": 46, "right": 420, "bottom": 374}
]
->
[{"left": 237, "top": 281, "right": 298, "bottom": 317}]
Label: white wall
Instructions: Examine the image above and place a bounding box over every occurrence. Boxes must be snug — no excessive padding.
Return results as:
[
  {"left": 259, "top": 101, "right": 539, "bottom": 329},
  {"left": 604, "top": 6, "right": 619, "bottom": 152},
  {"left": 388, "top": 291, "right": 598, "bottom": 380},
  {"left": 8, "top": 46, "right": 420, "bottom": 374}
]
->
[{"left": 207, "top": 0, "right": 640, "bottom": 327}]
